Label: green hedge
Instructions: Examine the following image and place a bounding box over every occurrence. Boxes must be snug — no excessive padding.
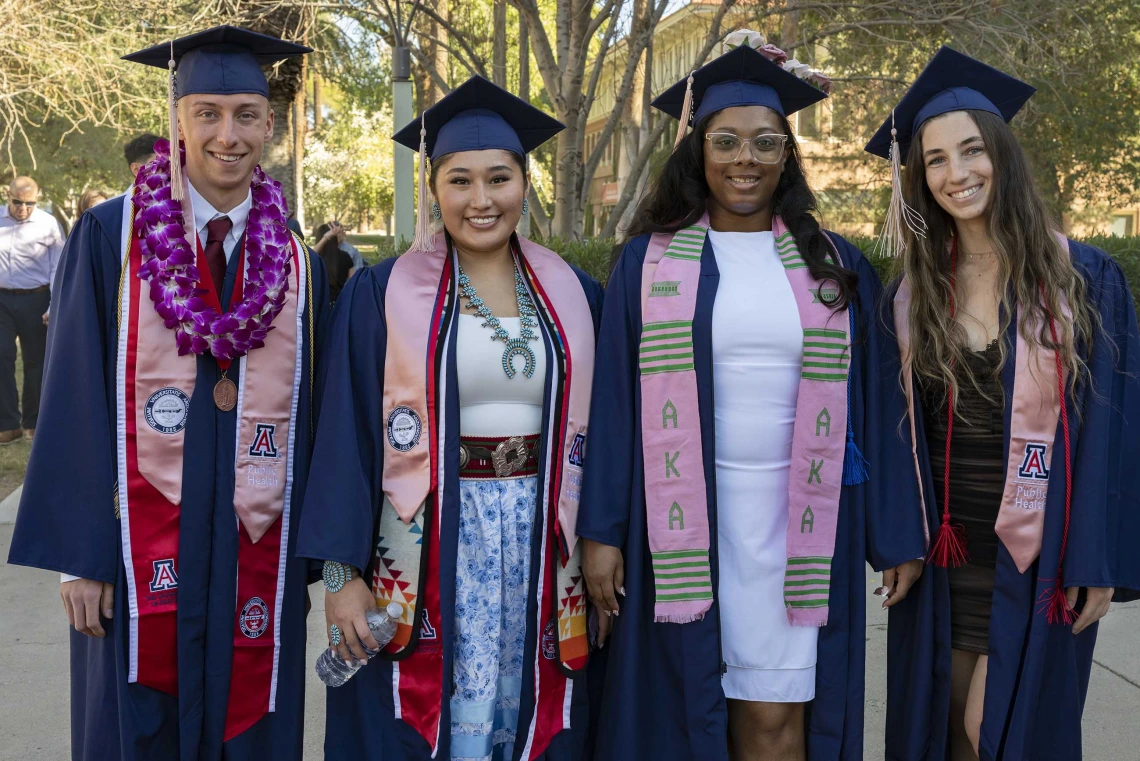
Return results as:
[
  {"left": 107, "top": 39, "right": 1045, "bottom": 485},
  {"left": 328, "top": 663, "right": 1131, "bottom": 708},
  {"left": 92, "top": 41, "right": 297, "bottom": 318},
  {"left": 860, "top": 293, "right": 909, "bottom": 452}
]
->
[{"left": 357, "top": 234, "right": 1140, "bottom": 312}]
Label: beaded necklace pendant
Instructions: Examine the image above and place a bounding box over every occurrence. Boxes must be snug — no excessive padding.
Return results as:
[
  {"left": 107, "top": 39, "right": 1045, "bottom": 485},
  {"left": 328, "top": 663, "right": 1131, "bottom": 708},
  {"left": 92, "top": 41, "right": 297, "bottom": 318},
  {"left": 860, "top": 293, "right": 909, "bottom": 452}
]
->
[{"left": 457, "top": 263, "right": 539, "bottom": 378}]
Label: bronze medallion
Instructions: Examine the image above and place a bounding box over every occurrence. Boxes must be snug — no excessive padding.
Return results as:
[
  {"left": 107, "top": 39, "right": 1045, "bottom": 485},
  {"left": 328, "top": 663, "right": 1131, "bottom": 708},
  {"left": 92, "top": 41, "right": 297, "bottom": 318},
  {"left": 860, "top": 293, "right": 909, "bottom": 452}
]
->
[{"left": 213, "top": 377, "right": 238, "bottom": 411}]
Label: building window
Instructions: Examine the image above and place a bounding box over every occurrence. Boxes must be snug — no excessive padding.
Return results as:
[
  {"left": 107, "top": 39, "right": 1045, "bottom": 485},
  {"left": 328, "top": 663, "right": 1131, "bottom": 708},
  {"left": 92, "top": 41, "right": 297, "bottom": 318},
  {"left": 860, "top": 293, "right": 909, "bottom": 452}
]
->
[{"left": 1110, "top": 213, "right": 1135, "bottom": 236}]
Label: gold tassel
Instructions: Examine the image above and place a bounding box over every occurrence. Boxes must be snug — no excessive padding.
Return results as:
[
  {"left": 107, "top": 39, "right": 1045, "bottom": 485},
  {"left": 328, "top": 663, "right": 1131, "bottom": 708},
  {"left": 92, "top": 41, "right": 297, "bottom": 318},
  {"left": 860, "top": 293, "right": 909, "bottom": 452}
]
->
[
  {"left": 672, "top": 72, "right": 695, "bottom": 151},
  {"left": 167, "top": 41, "right": 184, "bottom": 202},
  {"left": 408, "top": 114, "right": 434, "bottom": 253},
  {"left": 873, "top": 110, "right": 926, "bottom": 258}
]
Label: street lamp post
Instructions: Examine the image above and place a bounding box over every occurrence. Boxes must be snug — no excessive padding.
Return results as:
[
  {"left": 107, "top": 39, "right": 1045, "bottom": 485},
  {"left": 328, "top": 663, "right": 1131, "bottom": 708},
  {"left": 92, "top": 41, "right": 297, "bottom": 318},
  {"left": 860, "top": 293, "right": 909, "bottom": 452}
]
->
[{"left": 393, "top": 46, "right": 414, "bottom": 247}]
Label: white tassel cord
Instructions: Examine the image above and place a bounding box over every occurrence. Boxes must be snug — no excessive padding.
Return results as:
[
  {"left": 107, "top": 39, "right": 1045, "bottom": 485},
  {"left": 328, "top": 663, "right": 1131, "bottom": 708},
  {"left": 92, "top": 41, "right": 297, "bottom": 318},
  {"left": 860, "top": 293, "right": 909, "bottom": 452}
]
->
[
  {"left": 672, "top": 72, "right": 695, "bottom": 151},
  {"left": 167, "top": 41, "right": 184, "bottom": 201},
  {"left": 873, "top": 111, "right": 926, "bottom": 259},
  {"left": 408, "top": 114, "right": 435, "bottom": 254}
]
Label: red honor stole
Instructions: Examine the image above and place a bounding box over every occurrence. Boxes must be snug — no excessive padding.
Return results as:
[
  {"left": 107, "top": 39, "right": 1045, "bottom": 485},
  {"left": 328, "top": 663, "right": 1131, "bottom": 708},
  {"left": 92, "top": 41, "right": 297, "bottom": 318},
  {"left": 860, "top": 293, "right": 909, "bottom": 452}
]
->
[
  {"left": 115, "top": 201, "right": 307, "bottom": 740},
  {"left": 374, "top": 233, "right": 594, "bottom": 758}
]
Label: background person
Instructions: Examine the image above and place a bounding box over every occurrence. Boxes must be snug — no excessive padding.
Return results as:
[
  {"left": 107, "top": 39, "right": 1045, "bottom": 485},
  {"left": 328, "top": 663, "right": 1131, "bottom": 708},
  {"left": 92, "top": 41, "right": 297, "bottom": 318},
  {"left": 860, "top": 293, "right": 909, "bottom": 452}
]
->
[
  {"left": 313, "top": 220, "right": 354, "bottom": 302},
  {"left": 123, "top": 132, "right": 161, "bottom": 181},
  {"left": 0, "top": 176, "right": 64, "bottom": 443},
  {"left": 76, "top": 189, "right": 109, "bottom": 216}
]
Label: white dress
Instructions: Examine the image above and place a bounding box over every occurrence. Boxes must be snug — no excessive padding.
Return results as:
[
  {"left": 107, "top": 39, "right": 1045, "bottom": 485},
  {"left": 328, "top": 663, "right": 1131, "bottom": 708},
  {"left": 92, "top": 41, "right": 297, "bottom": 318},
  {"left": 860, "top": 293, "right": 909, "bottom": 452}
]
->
[{"left": 708, "top": 229, "right": 818, "bottom": 703}]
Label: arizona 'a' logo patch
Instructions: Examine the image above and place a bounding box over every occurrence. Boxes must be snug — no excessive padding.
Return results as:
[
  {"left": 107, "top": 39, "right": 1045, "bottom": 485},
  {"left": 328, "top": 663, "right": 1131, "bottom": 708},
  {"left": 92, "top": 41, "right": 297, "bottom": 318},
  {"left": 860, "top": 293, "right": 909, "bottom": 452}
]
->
[
  {"left": 150, "top": 559, "right": 179, "bottom": 592},
  {"left": 568, "top": 433, "right": 586, "bottom": 468},
  {"left": 248, "top": 423, "right": 279, "bottom": 458},
  {"left": 419, "top": 610, "right": 438, "bottom": 640},
  {"left": 1017, "top": 443, "right": 1050, "bottom": 481}
]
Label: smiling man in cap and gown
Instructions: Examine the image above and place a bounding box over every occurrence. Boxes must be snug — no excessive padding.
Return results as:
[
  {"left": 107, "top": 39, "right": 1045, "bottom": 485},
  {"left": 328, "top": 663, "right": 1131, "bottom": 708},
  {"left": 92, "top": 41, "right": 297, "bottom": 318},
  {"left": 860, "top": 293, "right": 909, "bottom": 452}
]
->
[{"left": 7, "top": 25, "right": 330, "bottom": 761}]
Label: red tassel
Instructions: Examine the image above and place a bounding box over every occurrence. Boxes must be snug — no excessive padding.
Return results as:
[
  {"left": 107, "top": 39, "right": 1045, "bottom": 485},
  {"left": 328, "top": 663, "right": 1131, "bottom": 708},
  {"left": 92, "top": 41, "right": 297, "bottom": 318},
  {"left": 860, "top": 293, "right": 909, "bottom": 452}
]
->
[
  {"left": 928, "top": 518, "right": 969, "bottom": 568},
  {"left": 1037, "top": 581, "right": 1076, "bottom": 625},
  {"left": 929, "top": 240, "right": 969, "bottom": 569},
  {"left": 1040, "top": 287, "right": 1076, "bottom": 627}
]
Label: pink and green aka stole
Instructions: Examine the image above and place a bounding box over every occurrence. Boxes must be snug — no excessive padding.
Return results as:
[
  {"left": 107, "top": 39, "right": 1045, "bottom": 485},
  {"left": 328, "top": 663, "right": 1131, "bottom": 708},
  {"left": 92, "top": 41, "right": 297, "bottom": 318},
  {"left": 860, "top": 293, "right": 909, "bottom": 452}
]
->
[{"left": 638, "top": 215, "right": 865, "bottom": 625}]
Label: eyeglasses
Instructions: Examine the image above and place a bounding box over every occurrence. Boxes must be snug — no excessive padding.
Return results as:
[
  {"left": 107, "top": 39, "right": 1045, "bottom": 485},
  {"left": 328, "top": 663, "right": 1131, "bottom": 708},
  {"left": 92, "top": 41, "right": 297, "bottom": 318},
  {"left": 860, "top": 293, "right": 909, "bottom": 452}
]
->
[
  {"left": 9, "top": 200, "right": 36, "bottom": 208},
  {"left": 704, "top": 133, "right": 789, "bottom": 164}
]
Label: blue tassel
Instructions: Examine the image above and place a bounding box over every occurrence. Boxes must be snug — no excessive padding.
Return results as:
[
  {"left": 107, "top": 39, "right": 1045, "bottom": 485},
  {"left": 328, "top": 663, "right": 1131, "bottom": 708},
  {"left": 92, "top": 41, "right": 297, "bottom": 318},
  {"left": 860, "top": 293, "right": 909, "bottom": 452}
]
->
[{"left": 843, "top": 307, "right": 869, "bottom": 486}]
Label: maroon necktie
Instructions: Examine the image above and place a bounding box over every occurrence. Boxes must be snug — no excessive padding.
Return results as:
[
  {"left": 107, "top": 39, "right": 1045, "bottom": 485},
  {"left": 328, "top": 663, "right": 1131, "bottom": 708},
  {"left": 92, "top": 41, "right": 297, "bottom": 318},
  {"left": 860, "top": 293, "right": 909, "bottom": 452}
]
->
[{"left": 204, "top": 216, "right": 232, "bottom": 296}]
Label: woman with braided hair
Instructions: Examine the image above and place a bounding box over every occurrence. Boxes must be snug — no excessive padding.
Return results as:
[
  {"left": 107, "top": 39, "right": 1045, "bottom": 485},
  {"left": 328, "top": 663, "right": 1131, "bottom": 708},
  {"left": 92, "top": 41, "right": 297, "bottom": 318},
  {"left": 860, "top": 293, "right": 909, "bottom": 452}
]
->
[{"left": 577, "top": 34, "right": 927, "bottom": 761}]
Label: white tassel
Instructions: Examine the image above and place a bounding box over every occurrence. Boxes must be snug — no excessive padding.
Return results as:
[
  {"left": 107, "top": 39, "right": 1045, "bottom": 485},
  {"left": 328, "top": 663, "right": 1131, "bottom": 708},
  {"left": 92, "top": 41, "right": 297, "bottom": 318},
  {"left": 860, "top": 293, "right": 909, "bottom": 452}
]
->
[
  {"left": 873, "top": 110, "right": 926, "bottom": 259},
  {"left": 167, "top": 41, "right": 184, "bottom": 202},
  {"left": 408, "top": 114, "right": 434, "bottom": 254},
  {"left": 672, "top": 72, "right": 695, "bottom": 151}
]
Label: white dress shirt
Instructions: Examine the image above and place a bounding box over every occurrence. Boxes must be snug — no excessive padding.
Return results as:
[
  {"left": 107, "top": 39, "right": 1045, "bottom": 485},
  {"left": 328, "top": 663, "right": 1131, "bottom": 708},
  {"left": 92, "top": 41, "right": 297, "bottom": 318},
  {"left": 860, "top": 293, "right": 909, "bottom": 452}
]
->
[
  {"left": 0, "top": 206, "right": 65, "bottom": 290},
  {"left": 60, "top": 181, "right": 252, "bottom": 585},
  {"left": 186, "top": 181, "right": 251, "bottom": 262}
]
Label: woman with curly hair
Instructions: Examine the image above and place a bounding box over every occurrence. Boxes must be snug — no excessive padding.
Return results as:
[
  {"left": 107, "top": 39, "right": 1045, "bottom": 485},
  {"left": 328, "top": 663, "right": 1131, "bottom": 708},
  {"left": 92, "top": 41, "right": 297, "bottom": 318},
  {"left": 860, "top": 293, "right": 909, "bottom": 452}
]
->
[
  {"left": 577, "top": 34, "right": 927, "bottom": 761},
  {"left": 866, "top": 48, "right": 1140, "bottom": 761}
]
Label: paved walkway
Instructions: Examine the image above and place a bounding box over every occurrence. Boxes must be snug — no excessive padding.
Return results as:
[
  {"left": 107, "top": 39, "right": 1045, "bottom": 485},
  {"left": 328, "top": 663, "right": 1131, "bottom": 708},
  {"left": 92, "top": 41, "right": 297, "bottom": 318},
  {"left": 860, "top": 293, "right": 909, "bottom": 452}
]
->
[{"left": 1, "top": 521, "right": 1136, "bottom": 760}]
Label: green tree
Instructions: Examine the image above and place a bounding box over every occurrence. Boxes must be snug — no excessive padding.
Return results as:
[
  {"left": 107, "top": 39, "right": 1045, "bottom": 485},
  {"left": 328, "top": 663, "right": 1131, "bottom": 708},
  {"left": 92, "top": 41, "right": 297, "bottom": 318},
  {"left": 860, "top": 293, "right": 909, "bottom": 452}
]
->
[{"left": 304, "top": 103, "right": 395, "bottom": 230}]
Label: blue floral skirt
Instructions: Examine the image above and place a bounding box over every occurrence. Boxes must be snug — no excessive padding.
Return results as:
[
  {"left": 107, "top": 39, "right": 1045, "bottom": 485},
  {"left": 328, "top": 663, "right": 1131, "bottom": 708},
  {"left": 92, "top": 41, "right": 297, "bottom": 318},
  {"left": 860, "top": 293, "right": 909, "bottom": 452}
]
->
[{"left": 450, "top": 475, "right": 537, "bottom": 761}]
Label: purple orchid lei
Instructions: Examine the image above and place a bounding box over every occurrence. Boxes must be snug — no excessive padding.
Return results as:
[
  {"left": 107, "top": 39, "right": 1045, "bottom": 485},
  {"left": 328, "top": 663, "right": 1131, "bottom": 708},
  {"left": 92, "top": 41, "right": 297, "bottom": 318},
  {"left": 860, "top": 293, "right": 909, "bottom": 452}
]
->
[{"left": 131, "top": 139, "right": 293, "bottom": 362}]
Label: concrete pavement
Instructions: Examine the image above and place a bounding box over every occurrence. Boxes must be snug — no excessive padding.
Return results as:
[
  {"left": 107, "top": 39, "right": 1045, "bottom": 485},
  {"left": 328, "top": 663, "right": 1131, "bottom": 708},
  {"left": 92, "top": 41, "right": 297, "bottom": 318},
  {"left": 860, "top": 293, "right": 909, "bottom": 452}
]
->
[{"left": 1, "top": 522, "right": 1136, "bottom": 760}]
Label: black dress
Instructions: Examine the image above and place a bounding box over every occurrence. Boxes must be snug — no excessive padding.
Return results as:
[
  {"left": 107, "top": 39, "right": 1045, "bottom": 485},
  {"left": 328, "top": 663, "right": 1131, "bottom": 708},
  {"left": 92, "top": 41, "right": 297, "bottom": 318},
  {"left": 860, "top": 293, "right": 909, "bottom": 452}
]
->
[{"left": 920, "top": 340, "right": 1005, "bottom": 655}]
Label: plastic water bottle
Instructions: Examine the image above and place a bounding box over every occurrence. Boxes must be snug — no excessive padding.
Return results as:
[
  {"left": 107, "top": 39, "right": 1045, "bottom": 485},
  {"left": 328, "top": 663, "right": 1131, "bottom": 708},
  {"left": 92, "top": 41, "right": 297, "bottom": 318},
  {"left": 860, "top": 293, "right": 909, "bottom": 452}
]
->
[{"left": 315, "top": 602, "right": 403, "bottom": 687}]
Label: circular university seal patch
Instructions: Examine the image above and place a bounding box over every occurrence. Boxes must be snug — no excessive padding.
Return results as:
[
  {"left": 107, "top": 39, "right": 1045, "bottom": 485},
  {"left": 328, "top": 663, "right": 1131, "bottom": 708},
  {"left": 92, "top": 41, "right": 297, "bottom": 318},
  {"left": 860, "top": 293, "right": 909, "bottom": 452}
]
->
[
  {"left": 240, "top": 597, "right": 269, "bottom": 639},
  {"left": 144, "top": 387, "right": 190, "bottom": 435},
  {"left": 387, "top": 406, "right": 422, "bottom": 452}
]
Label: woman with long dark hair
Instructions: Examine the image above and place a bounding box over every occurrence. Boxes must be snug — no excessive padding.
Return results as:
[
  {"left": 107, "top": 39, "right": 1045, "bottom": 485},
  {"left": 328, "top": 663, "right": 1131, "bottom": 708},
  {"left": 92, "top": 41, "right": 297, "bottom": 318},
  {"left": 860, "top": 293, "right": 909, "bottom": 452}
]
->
[
  {"left": 295, "top": 76, "right": 603, "bottom": 761},
  {"left": 867, "top": 48, "right": 1140, "bottom": 761},
  {"left": 577, "top": 35, "right": 927, "bottom": 761}
]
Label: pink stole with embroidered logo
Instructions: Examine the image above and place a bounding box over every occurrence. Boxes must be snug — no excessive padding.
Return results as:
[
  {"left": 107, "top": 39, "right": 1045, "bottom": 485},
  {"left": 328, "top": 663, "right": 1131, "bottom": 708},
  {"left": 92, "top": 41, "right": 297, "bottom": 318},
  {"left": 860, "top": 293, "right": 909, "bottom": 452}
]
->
[
  {"left": 376, "top": 232, "right": 594, "bottom": 759},
  {"left": 115, "top": 195, "right": 306, "bottom": 740},
  {"left": 893, "top": 260, "right": 1069, "bottom": 572},
  {"left": 639, "top": 215, "right": 852, "bottom": 626}
]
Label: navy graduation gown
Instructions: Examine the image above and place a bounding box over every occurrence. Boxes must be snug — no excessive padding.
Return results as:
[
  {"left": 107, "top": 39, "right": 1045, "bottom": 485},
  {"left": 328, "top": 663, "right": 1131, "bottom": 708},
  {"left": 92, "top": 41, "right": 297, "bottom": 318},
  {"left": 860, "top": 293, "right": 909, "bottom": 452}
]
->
[
  {"left": 883, "top": 240, "right": 1140, "bottom": 761},
  {"left": 6, "top": 196, "right": 331, "bottom": 761},
  {"left": 295, "top": 256, "right": 604, "bottom": 760},
  {"left": 576, "top": 231, "right": 927, "bottom": 761}
]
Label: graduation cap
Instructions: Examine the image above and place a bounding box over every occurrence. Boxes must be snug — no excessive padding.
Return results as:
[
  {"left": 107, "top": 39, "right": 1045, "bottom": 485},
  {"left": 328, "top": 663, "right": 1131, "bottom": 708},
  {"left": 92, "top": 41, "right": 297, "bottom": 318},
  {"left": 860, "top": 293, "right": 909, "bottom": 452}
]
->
[
  {"left": 863, "top": 47, "right": 1037, "bottom": 258},
  {"left": 653, "top": 42, "right": 829, "bottom": 150},
  {"left": 393, "top": 75, "right": 563, "bottom": 160},
  {"left": 393, "top": 75, "right": 565, "bottom": 253},
  {"left": 122, "top": 26, "right": 311, "bottom": 199},
  {"left": 864, "top": 46, "right": 1037, "bottom": 162}
]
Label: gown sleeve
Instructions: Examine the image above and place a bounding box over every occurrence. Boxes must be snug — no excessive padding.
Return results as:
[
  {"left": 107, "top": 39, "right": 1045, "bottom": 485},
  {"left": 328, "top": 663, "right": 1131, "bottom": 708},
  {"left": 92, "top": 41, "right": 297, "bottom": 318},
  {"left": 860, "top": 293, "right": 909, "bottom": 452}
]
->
[
  {"left": 575, "top": 241, "right": 643, "bottom": 549},
  {"left": 295, "top": 267, "right": 389, "bottom": 574},
  {"left": 848, "top": 246, "right": 928, "bottom": 571},
  {"left": 7, "top": 212, "right": 120, "bottom": 582},
  {"left": 1062, "top": 249, "right": 1140, "bottom": 599}
]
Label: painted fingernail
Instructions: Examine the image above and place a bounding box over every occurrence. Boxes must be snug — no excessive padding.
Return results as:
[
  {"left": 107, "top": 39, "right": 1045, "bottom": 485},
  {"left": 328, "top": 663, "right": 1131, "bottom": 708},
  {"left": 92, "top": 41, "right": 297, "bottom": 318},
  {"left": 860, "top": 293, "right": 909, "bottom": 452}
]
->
[
  {"left": 604, "top": 610, "right": 611, "bottom": 617},
  {"left": 619, "top": 587, "right": 626, "bottom": 596}
]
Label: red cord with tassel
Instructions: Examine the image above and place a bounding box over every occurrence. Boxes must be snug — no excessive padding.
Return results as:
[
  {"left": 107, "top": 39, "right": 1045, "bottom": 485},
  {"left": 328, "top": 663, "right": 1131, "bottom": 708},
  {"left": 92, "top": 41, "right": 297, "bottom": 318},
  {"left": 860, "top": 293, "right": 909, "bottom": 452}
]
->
[
  {"left": 928, "top": 239, "right": 970, "bottom": 568},
  {"left": 1036, "top": 285, "right": 1076, "bottom": 625}
]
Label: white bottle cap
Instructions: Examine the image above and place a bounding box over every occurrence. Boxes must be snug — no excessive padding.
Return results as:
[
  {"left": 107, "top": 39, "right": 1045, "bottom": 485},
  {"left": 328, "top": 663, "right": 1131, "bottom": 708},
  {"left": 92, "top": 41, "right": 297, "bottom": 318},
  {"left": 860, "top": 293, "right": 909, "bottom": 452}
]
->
[{"left": 385, "top": 602, "right": 404, "bottom": 619}]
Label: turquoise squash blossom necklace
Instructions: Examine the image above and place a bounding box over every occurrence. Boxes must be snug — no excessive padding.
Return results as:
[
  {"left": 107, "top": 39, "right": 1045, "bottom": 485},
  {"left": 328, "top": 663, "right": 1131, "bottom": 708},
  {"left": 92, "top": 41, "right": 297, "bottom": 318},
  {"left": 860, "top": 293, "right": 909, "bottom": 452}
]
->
[{"left": 457, "top": 262, "right": 539, "bottom": 378}]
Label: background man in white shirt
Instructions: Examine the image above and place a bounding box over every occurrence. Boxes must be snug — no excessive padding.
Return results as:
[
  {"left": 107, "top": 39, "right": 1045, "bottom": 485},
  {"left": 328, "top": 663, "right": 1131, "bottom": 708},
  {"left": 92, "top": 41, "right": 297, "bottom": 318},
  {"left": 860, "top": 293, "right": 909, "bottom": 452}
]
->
[{"left": 0, "top": 176, "right": 63, "bottom": 443}]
